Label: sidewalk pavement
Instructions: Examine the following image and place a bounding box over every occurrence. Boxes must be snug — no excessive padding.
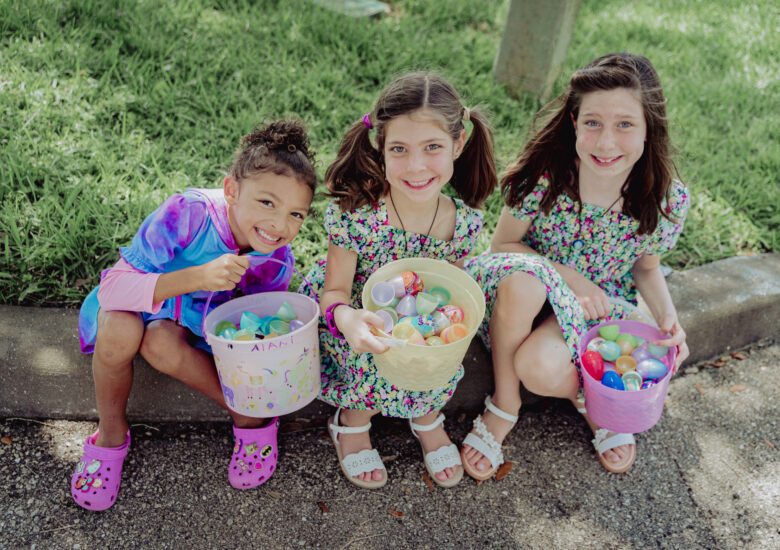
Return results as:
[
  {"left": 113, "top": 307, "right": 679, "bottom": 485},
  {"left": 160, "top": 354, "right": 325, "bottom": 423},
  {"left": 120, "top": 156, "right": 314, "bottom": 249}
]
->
[
  {"left": 1, "top": 253, "right": 778, "bottom": 421},
  {"left": 0, "top": 339, "right": 777, "bottom": 548}
]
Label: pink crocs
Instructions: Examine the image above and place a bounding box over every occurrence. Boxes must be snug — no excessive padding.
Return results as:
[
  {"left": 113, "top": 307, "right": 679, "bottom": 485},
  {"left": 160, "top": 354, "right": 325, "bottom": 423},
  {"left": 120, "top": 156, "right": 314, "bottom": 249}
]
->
[
  {"left": 229, "top": 418, "right": 280, "bottom": 489},
  {"left": 71, "top": 430, "right": 130, "bottom": 511}
]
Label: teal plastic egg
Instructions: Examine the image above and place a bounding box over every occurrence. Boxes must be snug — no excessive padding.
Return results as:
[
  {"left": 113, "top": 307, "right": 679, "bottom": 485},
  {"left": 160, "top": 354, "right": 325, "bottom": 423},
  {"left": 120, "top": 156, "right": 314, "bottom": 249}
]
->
[{"left": 598, "top": 341, "right": 622, "bottom": 362}]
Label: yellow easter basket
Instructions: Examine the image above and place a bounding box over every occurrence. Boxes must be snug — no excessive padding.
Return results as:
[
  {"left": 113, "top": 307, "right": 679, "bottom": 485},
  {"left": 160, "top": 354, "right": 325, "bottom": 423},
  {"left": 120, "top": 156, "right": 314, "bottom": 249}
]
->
[{"left": 361, "top": 258, "right": 485, "bottom": 391}]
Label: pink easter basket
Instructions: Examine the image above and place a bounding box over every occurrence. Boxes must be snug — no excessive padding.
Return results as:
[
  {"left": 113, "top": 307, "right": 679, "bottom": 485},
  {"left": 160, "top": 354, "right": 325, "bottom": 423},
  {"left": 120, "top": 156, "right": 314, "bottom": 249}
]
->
[{"left": 578, "top": 302, "right": 677, "bottom": 433}]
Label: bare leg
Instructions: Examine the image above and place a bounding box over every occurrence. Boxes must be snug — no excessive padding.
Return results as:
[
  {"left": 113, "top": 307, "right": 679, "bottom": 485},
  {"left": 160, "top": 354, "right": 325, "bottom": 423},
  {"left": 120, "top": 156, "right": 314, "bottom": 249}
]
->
[
  {"left": 93, "top": 310, "right": 144, "bottom": 448},
  {"left": 139, "top": 320, "right": 263, "bottom": 429},
  {"left": 462, "top": 272, "right": 547, "bottom": 474},
  {"left": 335, "top": 408, "right": 383, "bottom": 483},
  {"left": 516, "top": 315, "right": 635, "bottom": 465}
]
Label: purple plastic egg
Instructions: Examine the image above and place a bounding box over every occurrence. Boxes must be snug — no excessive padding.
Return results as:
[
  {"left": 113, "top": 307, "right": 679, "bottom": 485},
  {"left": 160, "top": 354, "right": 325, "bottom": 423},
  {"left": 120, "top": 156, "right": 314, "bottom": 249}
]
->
[
  {"left": 636, "top": 358, "right": 668, "bottom": 380},
  {"left": 395, "top": 295, "right": 418, "bottom": 317},
  {"left": 631, "top": 347, "right": 652, "bottom": 362},
  {"left": 641, "top": 379, "right": 658, "bottom": 390},
  {"left": 288, "top": 319, "right": 305, "bottom": 333}
]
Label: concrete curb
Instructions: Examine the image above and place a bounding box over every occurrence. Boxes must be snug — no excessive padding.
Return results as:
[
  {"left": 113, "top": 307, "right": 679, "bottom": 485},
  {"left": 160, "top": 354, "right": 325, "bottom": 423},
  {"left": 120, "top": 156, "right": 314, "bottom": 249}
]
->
[{"left": 1, "top": 253, "right": 778, "bottom": 422}]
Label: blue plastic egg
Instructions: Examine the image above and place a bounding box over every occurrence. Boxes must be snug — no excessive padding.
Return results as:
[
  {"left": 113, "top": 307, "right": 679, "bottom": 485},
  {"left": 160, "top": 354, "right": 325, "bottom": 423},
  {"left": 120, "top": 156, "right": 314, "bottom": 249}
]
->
[
  {"left": 598, "top": 341, "right": 622, "bottom": 362},
  {"left": 648, "top": 343, "right": 669, "bottom": 359},
  {"left": 601, "top": 370, "right": 625, "bottom": 390},
  {"left": 636, "top": 358, "right": 668, "bottom": 380}
]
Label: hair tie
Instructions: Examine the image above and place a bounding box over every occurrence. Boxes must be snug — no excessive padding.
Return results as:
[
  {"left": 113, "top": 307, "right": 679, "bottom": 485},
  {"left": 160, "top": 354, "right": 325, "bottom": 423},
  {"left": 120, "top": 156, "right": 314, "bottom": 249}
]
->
[
  {"left": 363, "top": 113, "right": 373, "bottom": 130},
  {"left": 287, "top": 144, "right": 297, "bottom": 153},
  {"left": 462, "top": 106, "right": 471, "bottom": 122}
]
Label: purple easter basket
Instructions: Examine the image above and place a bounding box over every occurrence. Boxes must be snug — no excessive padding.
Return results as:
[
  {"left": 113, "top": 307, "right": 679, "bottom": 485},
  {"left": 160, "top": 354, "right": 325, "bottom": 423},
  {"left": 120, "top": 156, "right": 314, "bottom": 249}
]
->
[{"left": 578, "top": 319, "right": 676, "bottom": 433}]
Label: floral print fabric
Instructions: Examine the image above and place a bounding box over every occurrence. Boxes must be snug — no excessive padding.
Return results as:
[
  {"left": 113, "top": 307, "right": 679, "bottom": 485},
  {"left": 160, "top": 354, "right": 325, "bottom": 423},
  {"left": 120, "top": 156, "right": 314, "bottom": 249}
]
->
[{"left": 301, "top": 197, "right": 482, "bottom": 418}]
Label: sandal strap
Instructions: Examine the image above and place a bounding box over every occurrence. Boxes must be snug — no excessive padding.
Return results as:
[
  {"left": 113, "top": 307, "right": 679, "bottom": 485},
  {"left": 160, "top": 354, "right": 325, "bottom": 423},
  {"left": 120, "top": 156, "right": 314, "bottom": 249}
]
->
[
  {"left": 592, "top": 429, "right": 636, "bottom": 454},
  {"left": 341, "top": 448, "right": 385, "bottom": 477},
  {"left": 462, "top": 415, "right": 504, "bottom": 469},
  {"left": 484, "top": 396, "right": 519, "bottom": 425},
  {"left": 424, "top": 444, "right": 462, "bottom": 473},
  {"left": 329, "top": 408, "right": 372, "bottom": 435},
  {"left": 409, "top": 414, "right": 445, "bottom": 434}
]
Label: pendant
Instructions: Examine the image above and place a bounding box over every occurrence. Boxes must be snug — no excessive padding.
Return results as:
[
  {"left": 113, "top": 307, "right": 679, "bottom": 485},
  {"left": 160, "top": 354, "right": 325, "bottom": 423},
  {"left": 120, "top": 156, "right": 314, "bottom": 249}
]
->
[{"left": 572, "top": 239, "right": 584, "bottom": 250}]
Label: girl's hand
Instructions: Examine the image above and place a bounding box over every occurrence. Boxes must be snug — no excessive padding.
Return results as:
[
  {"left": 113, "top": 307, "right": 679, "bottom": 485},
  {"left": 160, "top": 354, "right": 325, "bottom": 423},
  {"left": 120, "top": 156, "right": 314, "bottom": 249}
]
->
[
  {"left": 199, "top": 254, "right": 250, "bottom": 291},
  {"left": 655, "top": 314, "right": 689, "bottom": 373},
  {"left": 336, "top": 306, "right": 390, "bottom": 355},
  {"left": 567, "top": 275, "right": 611, "bottom": 321}
]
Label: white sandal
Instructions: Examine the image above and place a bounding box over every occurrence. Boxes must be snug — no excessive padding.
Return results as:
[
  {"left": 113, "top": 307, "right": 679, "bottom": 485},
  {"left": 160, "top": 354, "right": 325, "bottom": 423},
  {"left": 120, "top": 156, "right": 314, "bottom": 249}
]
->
[
  {"left": 460, "top": 396, "right": 519, "bottom": 481},
  {"left": 409, "top": 414, "right": 463, "bottom": 488},
  {"left": 328, "top": 409, "right": 387, "bottom": 489},
  {"left": 575, "top": 394, "right": 637, "bottom": 474}
]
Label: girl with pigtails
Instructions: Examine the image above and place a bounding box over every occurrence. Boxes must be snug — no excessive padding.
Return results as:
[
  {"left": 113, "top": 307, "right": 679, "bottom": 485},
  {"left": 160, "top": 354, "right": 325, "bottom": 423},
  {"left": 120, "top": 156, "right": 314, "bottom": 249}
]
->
[{"left": 301, "top": 72, "right": 497, "bottom": 489}]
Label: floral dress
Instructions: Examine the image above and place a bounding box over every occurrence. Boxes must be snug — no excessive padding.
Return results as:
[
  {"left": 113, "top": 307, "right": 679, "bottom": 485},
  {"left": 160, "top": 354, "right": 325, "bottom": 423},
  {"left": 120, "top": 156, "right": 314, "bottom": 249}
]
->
[
  {"left": 301, "top": 197, "right": 483, "bottom": 418},
  {"left": 465, "top": 178, "right": 690, "bottom": 365}
]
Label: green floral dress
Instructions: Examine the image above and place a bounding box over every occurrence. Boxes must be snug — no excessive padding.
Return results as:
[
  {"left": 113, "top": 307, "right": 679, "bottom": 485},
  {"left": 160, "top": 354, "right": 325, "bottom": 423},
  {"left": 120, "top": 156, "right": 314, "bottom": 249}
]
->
[
  {"left": 465, "top": 178, "right": 690, "bottom": 364},
  {"left": 301, "top": 198, "right": 483, "bottom": 418}
]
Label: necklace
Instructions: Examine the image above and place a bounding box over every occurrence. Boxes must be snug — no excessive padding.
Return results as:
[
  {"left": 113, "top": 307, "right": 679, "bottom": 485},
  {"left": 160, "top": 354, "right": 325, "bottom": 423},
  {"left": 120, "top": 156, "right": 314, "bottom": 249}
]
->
[
  {"left": 388, "top": 190, "right": 440, "bottom": 242},
  {"left": 571, "top": 194, "right": 622, "bottom": 253}
]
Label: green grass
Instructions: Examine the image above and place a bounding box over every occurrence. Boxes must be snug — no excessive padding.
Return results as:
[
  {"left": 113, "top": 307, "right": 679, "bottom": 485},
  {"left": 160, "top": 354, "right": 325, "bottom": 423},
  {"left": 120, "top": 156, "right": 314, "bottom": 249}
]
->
[{"left": 1, "top": 0, "right": 777, "bottom": 306}]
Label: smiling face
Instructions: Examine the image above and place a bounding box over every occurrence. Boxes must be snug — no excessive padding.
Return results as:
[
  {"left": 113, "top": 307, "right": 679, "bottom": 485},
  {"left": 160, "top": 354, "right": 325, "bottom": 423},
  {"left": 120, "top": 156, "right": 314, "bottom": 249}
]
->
[
  {"left": 573, "top": 87, "right": 647, "bottom": 188},
  {"left": 224, "top": 171, "right": 312, "bottom": 254},
  {"left": 382, "top": 110, "right": 465, "bottom": 207}
]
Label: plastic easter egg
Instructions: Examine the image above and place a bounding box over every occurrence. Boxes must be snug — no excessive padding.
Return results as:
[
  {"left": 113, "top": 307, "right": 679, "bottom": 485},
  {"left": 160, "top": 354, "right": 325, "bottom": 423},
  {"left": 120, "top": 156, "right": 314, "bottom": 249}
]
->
[
  {"left": 648, "top": 343, "right": 669, "bottom": 359},
  {"left": 240, "top": 311, "right": 262, "bottom": 333},
  {"left": 616, "top": 339, "right": 635, "bottom": 356},
  {"left": 374, "top": 309, "right": 395, "bottom": 334},
  {"left": 268, "top": 319, "right": 290, "bottom": 336},
  {"left": 234, "top": 328, "right": 256, "bottom": 341},
  {"left": 401, "top": 270, "right": 425, "bottom": 295},
  {"left": 387, "top": 275, "right": 407, "bottom": 297},
  {"left": 598, "top": 341, "right": 621, "bottom": 362},
  {"left": 257, "top": 315, "right": 277, "bottom": 335},
  {"left": 641, "top": 379, "right": 658, "bottom": 390},
  {"left": 392, "top": 322, "right": 424, "bottom": 344},
  {"left": 371, "top": 281, "right": 396, "bottom": 307},
  {"left": 288, "top": 319, "right": 305, "bottom": 333},
  {"left": 581, "top": 349, "right": 604, "bottom": 381},
  {"left": 395, "top": 295, "right": 418, "bottom": 317},
  {"left": 634, "top": 336, "right": 647, "bottom": 346},
  {"left": 615, "top": 355, "right": 637, "bottom": 375},
  {"left": 275, "top": 301, "right": 296, "bottom": 322},
  {"left": 441, "top": 323, "right": 468, "bottom": 344},
  {"left": 425, "top": 336, "right": 445, "bottom": 346},
  {"left": 636, "top": 358, "right": 668, "bottom": 380},
  {"left": 622, "top": 371, "right": 643, "bottom": 391},
  {"left": 438, "top": 304, "right": 464, "bottom": 324},
  {"left": 616, "top": 333, "right": 638, "bottom": 349},
  {"left": 601, "top": 371, "right": 625, "bottom": 390},
  {"left": 379, "top": 306, "right": 399, "bottom": 325},
  {"left": 431, "top": 310, "right": 450, "bottom": 335},
  {"left": 215, "top": 320, "right": 237, "bottom": 336},
  {"left": 406, "top": 314, "right": 436, "bottom": 336},
  {"left": 219, "top": 327, "right": 237, "bottom": 340},
  {"left": 415, "top": 292, "right": 439, "bottom": 315},
  {"left": 428, "top": 286, "right": 451, "bottom": 307},
  {"left": 598, "top": 324, "right": 620, "bottom": 341},
  {"left": 631, "top": 347, "right": 652, "bottom": 362},
  {"left": 586, "top": 337, "right": 605, "bottom": 352}
]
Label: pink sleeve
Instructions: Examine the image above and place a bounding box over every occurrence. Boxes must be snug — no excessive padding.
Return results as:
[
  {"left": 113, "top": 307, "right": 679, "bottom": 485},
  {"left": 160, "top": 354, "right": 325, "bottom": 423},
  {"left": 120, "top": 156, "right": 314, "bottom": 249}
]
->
[{"left": 97, "top": 258, "right": 164, "bottom": 313}]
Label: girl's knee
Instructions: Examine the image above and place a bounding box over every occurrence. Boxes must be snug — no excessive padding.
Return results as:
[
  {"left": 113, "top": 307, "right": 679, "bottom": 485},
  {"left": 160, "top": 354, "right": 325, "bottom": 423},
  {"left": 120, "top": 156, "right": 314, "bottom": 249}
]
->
[
  {"left": 94, "top": 311, "right": 143, "bottom": 363},
  {"left": 496, "top": 272, "right": 547, "bottom": 313},
  {"left": 514, "top": 342, "right": 573, "bottom": 390},
  {"left": 139, "top": 320, "right": 184, "bottom": 372}
]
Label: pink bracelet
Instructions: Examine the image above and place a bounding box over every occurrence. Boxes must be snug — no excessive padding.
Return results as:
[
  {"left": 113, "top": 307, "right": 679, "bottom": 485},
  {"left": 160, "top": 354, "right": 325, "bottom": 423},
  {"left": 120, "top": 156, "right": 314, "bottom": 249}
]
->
[{"left": 325, "top": 302, "right": 348, "bottom": 339}]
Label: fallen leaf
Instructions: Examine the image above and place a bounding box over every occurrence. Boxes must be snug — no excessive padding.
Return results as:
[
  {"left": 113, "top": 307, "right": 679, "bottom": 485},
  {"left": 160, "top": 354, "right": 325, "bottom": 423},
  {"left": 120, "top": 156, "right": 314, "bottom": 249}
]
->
[
  {"left": 729, "top": 384, "right": 746, "bottom": 393},
  {"left": 713, "top": 360, "right": 727, "bottom": 367},
  {"left": 74, "top": 278, "right": 91, "bottom": 288},
  {"left": 495, "top": 461, "right": 513, "bottom": 481},
  {"left": 387, "top": 509, "right": 404, "bottom": 518},
  {"left": 381, "top": 454, "right": 398, "bottom": 463},
  {"left": 762, "top": 438, "right": 775, "bottom": 449},
  {"left": 420, "top": 472, "right": 434, "bottom": 491},
  {"left": 720, "top": 355, "right": 731, "bottom": 362},
  {"left": 695, "top": 383, "right": 706, "bottom": 394},
  {"left": 316, "top": 501, "right": 330, "bottom": 513},
  {"left": 266, "top": 490, "right": 283, "bottom": 499},
  {"left": 1, "top": 436, "right": 11, "bottom": 445},
  {"left": 280, "top": 422, "right": 303, "bottom": 433},
  {"left": 731, "top": 352, "right": 747, "bottom": 360}
]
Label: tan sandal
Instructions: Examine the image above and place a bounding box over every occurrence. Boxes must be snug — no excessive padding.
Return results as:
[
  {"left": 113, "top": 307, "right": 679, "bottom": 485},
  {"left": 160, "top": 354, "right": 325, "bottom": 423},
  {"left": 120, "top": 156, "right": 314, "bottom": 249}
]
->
[
  {"left": 460, "top": 396, "right": 518, "bottom": 481},
  {"left": 328, "top": 409, "right": 387, "bottom": 489},
  {"left": 575, "top": 394, "right": 636, "bottom": 474}
]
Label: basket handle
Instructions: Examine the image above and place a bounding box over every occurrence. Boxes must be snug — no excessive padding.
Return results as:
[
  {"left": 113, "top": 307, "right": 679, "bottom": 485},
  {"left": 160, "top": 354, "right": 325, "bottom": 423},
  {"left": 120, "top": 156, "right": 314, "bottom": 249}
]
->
[
  {"left": 201, "top": 254, "right": 316, "bottom": 337},
  {"left": 607, "top": 297, "right": 656, "bottom": 326}
]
